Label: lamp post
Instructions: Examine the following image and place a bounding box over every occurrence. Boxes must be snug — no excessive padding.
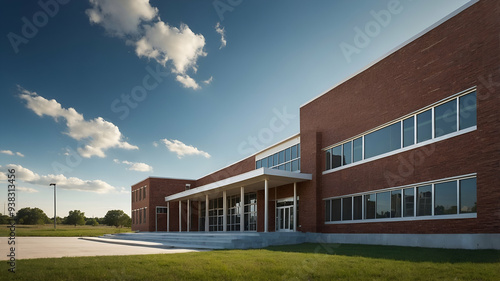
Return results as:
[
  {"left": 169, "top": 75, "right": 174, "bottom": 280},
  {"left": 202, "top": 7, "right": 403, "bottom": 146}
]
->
[{"left": 49, "top": 183, "right": 56, "bottom": 229}]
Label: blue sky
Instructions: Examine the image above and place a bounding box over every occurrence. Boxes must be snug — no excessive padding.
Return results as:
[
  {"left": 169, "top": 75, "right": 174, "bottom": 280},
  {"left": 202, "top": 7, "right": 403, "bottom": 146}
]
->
[{"left": 0, "top": 0, "right": 471, "bottom": 218}]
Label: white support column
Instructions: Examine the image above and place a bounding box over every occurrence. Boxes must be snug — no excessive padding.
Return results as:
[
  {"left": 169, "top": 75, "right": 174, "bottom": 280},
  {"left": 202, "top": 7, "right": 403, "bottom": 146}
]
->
[
  {"left": 178, "top": 200, "right": 182, "bottom": 232},
  {"left": 240, "top": 186, "right": 245, "bottom": 232},
  {"left": 187, "top": 199, "right": 190, "bottom": 232},
  {"left": 167, "top": 202, "right": 170, "bottom": 232},
  {"left": 205, "top": 194, "right": 209, "bottom": 232},
  {"left": 293, "top": 182, "right": 297, "bottom": 232},
  {"left": 223, "top": 190, "right": 227, "bottom": 232},
  {"left": 264, "top": 179, "right": 269, "bottom": 232}
]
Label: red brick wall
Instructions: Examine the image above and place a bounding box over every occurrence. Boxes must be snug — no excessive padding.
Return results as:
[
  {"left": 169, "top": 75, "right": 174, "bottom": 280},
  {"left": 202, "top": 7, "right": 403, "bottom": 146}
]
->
[
  {"left": 196, "top": 156, "right": 255, "bottom": 187},
  {"left": 300, "top": 0, "right": 500, "bottom": 234}
]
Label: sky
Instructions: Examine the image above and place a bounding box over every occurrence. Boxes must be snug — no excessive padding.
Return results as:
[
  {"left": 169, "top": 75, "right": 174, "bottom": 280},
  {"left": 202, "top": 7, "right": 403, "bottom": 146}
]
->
[{"left": 0, "top": 0, "right": 472, "bottom": 218}]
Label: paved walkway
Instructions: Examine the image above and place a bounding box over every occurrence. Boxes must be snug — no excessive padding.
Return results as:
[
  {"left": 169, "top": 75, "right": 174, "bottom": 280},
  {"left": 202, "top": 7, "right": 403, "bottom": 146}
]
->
[{"left": 0, "top": 237, "right": 201, "bottom": 260}]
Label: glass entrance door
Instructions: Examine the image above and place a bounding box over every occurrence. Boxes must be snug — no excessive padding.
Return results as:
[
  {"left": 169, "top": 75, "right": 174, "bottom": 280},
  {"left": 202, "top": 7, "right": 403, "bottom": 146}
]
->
[{"left": 277, "top": 205, "right": 294, "bottom": 231}]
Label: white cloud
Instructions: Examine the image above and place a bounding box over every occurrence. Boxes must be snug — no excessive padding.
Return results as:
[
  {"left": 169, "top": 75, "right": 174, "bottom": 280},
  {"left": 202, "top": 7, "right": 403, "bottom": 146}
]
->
[
  {"left": 18, "top": 88, "right": 138, "bottom": 158},
  {"left": 203, "top": 76, "right": 213, "bottom": 85},
  {"left": 86, "top": 0, "right": 157, "bottom": 37},
  {"left": 1, "top": 150, "right": 14, "bottom": 156},
  {"left": 152, "top": 141, "right": 158, "bottom": 147},
  {"left": 160, "top": 139, "right": 210, "bottom": 159},
  {"left": 16, "top": 152, "right": 24, "bottom": 157},
  {"left": 215, "top": 22, "right": 226, "bottom": 49},
  {"left": 2, "top": 164, "right": 119, "bottom": 194},
  {"left": 136, "top": 22, "right": 206, "bottom": 74},
  {"left": 86, "top": 0, "right": 207, "bottom": 89},
  {"left": 176, "top": 74, "right": 201, "bottom": 90},
  {"left": 114, "top": 159, "right": 153, "bottom": 172},
  {"left": 17, "top": 186, "right": 39, "bottom": 193}
]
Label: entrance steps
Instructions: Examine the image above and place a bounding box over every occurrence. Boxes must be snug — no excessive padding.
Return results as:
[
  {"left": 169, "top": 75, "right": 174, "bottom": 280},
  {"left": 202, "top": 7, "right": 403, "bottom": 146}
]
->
[{"left": 100, "top": 232, "right": 306, "bottom": 249}]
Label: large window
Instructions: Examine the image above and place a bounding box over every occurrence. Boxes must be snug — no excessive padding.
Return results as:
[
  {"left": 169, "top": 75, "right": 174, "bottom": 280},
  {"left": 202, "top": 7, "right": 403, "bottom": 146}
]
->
[
  {"left": 325, "top": 175, "right": 476, "bottom": 223},
  {"left": 324, "top": 89, "right": 477, "bottom": 171},
  {"left": 256, "top": 143, "right": 301, "bottom": 172}
]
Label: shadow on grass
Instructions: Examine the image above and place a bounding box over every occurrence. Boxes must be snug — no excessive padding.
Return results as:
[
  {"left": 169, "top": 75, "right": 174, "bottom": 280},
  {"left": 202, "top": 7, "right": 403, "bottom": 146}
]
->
[{"left": 264, "top": 243, "right": 500, "bottom": 264}]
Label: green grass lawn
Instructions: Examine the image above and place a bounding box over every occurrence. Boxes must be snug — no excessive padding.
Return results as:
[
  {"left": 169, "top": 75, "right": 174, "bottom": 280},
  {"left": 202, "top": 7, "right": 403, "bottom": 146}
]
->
[
  {"left": 0, "top": 224, "right": 132, "bottom": 237},
  {"left": 3, "top": 243, "right": 500, "bottom": 280}
]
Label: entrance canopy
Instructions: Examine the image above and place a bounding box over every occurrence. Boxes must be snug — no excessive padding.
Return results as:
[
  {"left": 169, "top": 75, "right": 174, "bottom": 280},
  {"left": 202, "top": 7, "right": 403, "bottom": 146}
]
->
[{"left": 165, "top": 167, "right": 312, "bottom": 202}]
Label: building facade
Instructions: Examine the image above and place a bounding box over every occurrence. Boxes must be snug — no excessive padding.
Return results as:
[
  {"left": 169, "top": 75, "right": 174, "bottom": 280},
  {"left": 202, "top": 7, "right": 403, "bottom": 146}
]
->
[{"left": 131, "top": 0, "right": 500, "bottom": 248}]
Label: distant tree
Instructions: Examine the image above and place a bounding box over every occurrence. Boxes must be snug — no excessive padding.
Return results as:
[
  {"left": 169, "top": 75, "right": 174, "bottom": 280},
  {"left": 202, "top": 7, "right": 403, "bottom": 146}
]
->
[
  {"left": 0, "top": 213, "right": 10, "bottom": 224},
  {"left": 85, "top": 217, "right": 99, "bottom": 226},
  {"left": 65, "top": 210, "right": 86, "bottom": 226},
  {"left": 16, "top": 207, "right": 50, "bottom": 225},
  {"left": 49, "top": 216, "right": 63, "bottom": 224},
  {"left": 104, "top": 210, "right": 131, "bottom": 228}
]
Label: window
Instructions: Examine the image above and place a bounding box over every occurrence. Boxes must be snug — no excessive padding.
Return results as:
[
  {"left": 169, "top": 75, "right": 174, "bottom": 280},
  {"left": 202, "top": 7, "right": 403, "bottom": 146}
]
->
[
  {"left": 143, "top": 186, "right": 146, "bottom": 199},
  {"left": 417, "top": 185, "right": 432, "bottom": 216},
  {"left": 417, "top": 109, "right": 432, "bottom": 143},
  {"left": 403, "top": 117, "right": 414, "bottom": 147},
  {"left": 325, "top": 175, "right": 475, "bottom": 224},
  {"left": 331, "top": 199, "right": 341, "bottom": 221},
  {"left": 342, "top": 197, "right": 352, "bottom": 220},
  {"left": 459, "top": 178, "right": 477, "bottom": 214},
  {"left": 143, "top": 208, "right": 146, "bottom": 222},
  {"left": 332, "top": 145, "right": 342, "bottom": 169},
  {"left": 353, "top": 196, "right": 362, "bottom": 220},
  {"left": 434, "top": 99, "right": 457, "bottom": 137},
  {"left": 256, "top": 144, "right": 301, "bottom": 172},
  {"left": 391, "top": 190, "right": 402, "bottom": 218},
  {"left": 434, "top": 181, "right": 457, "bottom": 215},
  {"left": 365, "top": 194, "right": 376, "bottom": 219},
  {"left": 343, "top": 142, "right": 352, "bottom": 165},
  {"left": 403, "top": 188, "right": 414, "bottom": 217},
  {"left": 376, "top": 192, "right": 390, "bottom": 218},
  {"left": 364, "top": 122, "right": 401, "bottom": 159},
  {"left": 324, "top": 89, "right": 477, "bottom": 172},
  {"left": 139, "top": 188, "right": 142, "bottom": 201},
  {"left": 353, "top": 137, "right": 362, "bottom": 162},
  {"left": 459, "top": 91, "right": 477, "bottom": 129}
]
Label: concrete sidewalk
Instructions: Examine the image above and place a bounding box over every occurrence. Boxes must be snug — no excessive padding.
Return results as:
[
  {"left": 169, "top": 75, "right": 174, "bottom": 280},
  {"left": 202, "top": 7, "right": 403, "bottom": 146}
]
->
[{"left": 0, "top": 237, "right": 201, "bottom": 260}]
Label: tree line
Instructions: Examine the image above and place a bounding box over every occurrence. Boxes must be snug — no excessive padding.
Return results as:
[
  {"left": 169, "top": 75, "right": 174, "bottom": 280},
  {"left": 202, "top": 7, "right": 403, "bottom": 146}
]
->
[{"left": 0, "top": 208, "right": 131, "bottom": 228}]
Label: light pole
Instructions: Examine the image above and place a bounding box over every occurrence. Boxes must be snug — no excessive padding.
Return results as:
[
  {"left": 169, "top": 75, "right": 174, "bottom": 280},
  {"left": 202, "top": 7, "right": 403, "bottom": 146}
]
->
[{"left": 50, "top": 183, "right": 56, "bottom": 229}]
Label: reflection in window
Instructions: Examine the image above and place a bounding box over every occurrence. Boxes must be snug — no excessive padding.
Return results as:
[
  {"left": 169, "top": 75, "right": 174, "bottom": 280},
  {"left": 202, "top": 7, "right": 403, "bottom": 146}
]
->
[
  {"left": 364, "top": 123, "right": 401, "bottom": 159},
  {"left": 353, "top": 137, "right": 362, "bottom": 162},
  {"left": 342, "top": 197, "right": 352, "bottom": 220},
  {"left": 365, "top": 194, "right": 376, "bottom": 219},
  {"left": 403, "top": 188, "right": 414, "bottom": 217},
  {"left": 459, "top": 92, "right": 477, "bottom": 130},
  {"left": 417, "top": 185, "right": 432, "bottom": 216},
  {"left": 434, "top": 181, "right": 458, "bottom": 215},
  {"left": 417, "top": 109, "right": 432, "bottom": 143},
  {"left": 343, "top": 142, "right": 352, "bottom": 165},
  {"left": 460, "top": 178, "right": 477, "bottom": 214},
  {"left": 435, "top": 99, "right": 457, "bottom": 137},
  {"left": 332, "top": 145, "right": 342, "bottom": 169},
  {"left": 403, "top": 117, "right": 414, "bottom": 147},
  {"left": 391, "top": 190, "right": 402, "bottom": 218},
  {"left": 376, "top": 192, "right": 390, "bottom": 218}
]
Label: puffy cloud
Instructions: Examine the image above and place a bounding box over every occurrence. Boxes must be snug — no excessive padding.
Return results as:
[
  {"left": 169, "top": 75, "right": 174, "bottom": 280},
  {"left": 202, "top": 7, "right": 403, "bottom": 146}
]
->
[
  {"left": 2, "top": 164, "right": 119, "bottom": 194},
  {"left": 17, "top": 187, "right": 39, "bottom": 193},
  {"left": 136, "top": 22, "right": 206, "bottom": 74},
  {"left": 18, "top": 88, "right": 138, "bottom": 158},
  {"left": 86, "top": 0, "right": 207, "bottom": 89},
  {"left": 160, "top": 139, "right": 210, "bottom": 159},
  {"left": 114, "top": 159, "right": 153, "bottom": 172},
  {"left": 215, "top": 22, "right": 226, "bottom": 49},
  {"left": 16, "top": 152, "right": 24, "bottom": 157},
  {"left": 176, "top": 74, "right": 201, "bottom": 90},
  {"left": 86, "top": 0, "right": 157, "bottom": 37}
]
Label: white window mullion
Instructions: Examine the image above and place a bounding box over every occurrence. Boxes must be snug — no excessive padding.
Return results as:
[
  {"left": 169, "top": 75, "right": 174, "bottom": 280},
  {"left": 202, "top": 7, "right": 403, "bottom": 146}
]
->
[
  {"left": 414, "top": 114, "right": 417, "bottom": 144},
  {"left": 456, "top": 97, "right": 460, "bottom": 131},
  {"left": 413, "top": 187, "right": 417, "bottom": 217},
  {"left": 431, "top": 107, "right": 436, "bottom": 139},
  {"left": 400, "top": 120, "right": 404, "bottom": 148},
  {"left": 431, "top": 184, "right": 435, "bottom": 216}
]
